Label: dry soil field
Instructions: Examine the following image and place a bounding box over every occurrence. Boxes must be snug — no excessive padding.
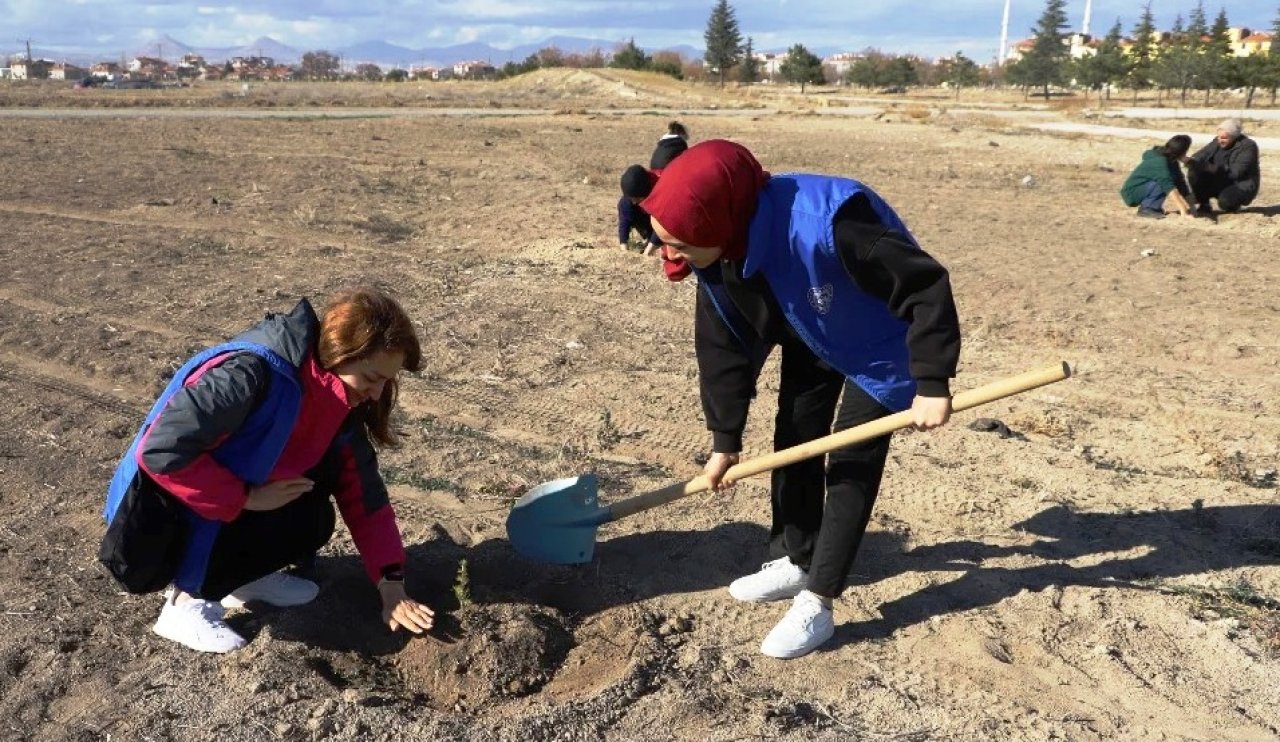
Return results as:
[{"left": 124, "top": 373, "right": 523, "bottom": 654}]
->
[{"left": 0, "top": 72, "right": 1278, "bottom": 741}]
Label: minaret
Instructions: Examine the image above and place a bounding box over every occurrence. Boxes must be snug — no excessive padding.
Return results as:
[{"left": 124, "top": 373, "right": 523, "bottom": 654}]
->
[
  {"left": 1082, "top": 0, "right": 1092, "bottom": 36},
  {"left": 999, "top": 0, "right": 1011, "bottom": 62}
]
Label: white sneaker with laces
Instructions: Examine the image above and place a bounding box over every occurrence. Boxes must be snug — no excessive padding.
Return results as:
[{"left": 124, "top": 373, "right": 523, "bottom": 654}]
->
[
  {"left": 760, "top": 590, "right": 835, "bottom": 659},
  {"left": 221, "top": 571, "right": 319, "bottom": 609},
  {"left": 728, "top": 557, "right": 807, "bottom": 602},
  {"left": 153, "top": 595, "right": 247, "bottom": 653}
]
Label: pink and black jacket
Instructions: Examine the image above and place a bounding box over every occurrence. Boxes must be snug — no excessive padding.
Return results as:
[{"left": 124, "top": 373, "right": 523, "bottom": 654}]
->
[{"left": 104, "top": 299, "right": 405, "bottom": 593}]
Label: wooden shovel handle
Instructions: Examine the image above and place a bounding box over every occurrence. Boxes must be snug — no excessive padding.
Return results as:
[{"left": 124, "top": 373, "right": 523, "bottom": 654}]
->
[{"left": 608, "top": 362, "right": 1071, "bottom": 521}]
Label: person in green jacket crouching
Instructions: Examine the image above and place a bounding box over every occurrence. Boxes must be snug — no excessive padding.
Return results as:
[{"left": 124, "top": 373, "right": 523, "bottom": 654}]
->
[{"left": 1120, "top": 135, "right": 1195, "bottom": 220}]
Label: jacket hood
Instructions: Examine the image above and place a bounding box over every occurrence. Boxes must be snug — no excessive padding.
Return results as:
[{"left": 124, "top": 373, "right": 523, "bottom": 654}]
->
[{"left": 232, "top": 298, "right": 318, "bottom": 369}]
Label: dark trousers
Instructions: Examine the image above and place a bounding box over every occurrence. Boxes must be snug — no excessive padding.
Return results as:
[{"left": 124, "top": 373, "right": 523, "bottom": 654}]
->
[
  {"left": 765, "top": 338, "right": 893, "bottom": 597},
  {"left": 1188, "top": 168, "right": 1255, "bottom": 212},
  {"left": 184, "top": 490, "right": 336, "bottom": 600}
]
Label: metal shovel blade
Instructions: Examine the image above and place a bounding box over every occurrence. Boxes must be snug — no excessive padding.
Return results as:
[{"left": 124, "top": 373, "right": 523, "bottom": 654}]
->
[{"left": 506, "top": 474, "right": 610, "bottom": 565}]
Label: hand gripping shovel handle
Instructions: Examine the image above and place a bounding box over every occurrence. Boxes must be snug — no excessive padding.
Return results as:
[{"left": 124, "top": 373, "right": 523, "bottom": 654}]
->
[{"left": 608, "top": 362, "right": 1071, "bottom": 521}]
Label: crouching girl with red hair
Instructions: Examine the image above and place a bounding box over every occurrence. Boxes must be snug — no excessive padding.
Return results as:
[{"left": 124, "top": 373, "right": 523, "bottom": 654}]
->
[{"left": 101, "top": 288, "right": 434, "bottom": 653}]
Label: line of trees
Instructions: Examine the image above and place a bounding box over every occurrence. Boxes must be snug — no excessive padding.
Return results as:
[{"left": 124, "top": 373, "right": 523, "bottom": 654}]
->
[
  {"left": 290, "top": 0, "right": 1280, "bottom": 104},
  {"left": 1008, "top": 0, "right": 1280, "bottom": 107}
]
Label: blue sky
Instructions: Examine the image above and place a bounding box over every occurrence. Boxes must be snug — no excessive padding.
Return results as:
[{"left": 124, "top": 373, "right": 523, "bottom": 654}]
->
[{"left": 4, "top": 1, "right": 1275, "bottom": 60}]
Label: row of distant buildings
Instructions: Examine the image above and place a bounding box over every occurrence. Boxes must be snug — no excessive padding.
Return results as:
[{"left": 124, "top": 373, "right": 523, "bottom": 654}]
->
[
  {"left": 1006, "top": 26, "right": 1274, "bottom": 63},
  {"left": 1, "top": 53, "right": 290, "bottom": 81},
  {"left": 0, "top": 51, "right": 501, "bottom": 82},
  {"left": 409, "top": 60, "right": 497, "bottom": 80}
]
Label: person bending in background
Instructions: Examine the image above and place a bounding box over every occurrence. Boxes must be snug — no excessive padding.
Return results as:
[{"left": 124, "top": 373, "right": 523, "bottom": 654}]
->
[
  {"left": 1120, "top": 135, "right": 1194, "bottom": 219},
  {"left": 642, "top": 140, "right": 961, "bottom": 659},
  {"left": 649, "top": 120, "right": 690, "bottom": 170},
  {"left": 616, "top": 121, "right": 692, "bottom": 255},
  {"left": 1188, "top": 118, "right": 1261, "bottom": 215},
  {"left": 618, "top": 165, "right": 663, "bottom": 256},
  {"left": 101, "top": 288, "right": 434, "bottom": 653}
]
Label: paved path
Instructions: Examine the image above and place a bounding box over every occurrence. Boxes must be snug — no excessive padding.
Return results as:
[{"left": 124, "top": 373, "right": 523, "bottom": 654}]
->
[
  {"left": 0, "top": 106, "right": 776, "bottom": 119},
  {"left": 1031, "top": 122, "right": 1280, "bottom": 152},
  {"left": 1102, "top": 107, "right": 1280, "bottom": 121},
  {"left": 3, "top": 105, "right": 1275, "bottom": 156}
]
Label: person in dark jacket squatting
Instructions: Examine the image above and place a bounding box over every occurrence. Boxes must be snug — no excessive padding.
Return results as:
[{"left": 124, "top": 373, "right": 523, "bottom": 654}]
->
[
  {"left": 1120, "top": 135, "right": 1194, "bottom": 219},
  {"left": 642, "top": 140, "right": 961, "bottom": 659},
  {"left": 101, "top": 288, "right": 434, "bottom": 653},
  {"left": 618, "top": 164, "right": 663, "bottom": 256},
  {"left": 617, "top": 121, "right": 691, "bottom": 256},
  {"left": 1187, "top": 118, "right": 1261, "bottom": 214}
]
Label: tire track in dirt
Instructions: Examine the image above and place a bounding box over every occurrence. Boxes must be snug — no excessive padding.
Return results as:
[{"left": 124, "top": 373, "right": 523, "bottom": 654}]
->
[
  {"left": 407, "top": 376, "right": 773, "bottom": 473},
  {"left": 0, "top": 201, "right": 430, "bottom": 264},
  {"left": 0, "top": 353, "right": 145, "bottom": 419},
  {"left": 0, "top": 288, "right": 200, "bottom": 342}
]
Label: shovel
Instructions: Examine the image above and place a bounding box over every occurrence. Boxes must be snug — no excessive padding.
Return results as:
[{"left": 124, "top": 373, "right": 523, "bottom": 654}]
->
[{"left": 507, "top": 362, "right": 1071, "bottom": 564}]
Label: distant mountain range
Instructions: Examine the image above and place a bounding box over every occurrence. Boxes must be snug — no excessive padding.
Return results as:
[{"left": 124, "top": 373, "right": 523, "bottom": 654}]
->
[{"left": 12, "top": 34, "right": 729, "bottom": 69}]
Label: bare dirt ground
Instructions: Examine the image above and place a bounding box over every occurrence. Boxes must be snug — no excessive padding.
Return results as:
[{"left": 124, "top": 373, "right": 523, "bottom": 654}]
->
[{"left": 0, "top": 71, "right": 1278, "bottom": 741}]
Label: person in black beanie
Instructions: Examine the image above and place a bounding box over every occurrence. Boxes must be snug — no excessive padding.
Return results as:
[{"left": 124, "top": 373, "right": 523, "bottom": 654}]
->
[
  {"left": 616, "top": 122, "right": 692, "bottom": 255},
  {"left": 618, "top": 165, "right": 662, "bottom": 255}
]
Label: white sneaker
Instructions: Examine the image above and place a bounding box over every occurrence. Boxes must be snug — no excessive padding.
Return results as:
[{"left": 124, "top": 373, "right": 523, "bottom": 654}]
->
[
  {"left": 153, "top": 595, "right": 247, "bottom": 653},
  {"left": 221, "top": 572, "right": 319, "bottom": 609},
  {"left": 728, "top": 557, "right": 807, "bottom": 602},
  {"left": 760, "top": 590, "right": 835, "bottom": 659}
]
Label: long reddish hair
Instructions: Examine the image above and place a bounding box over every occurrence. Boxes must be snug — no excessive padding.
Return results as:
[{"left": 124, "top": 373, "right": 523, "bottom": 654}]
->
[{"left": 316, "top": 287, "right": 421, "bottom": 447}]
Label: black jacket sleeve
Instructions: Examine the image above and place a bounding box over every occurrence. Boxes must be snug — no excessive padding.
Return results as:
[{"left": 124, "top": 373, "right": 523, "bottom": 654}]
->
[
  {"left": 833, "top": 196, "right": 961, "bottom": 397},
  {"left": 1190, "top": 141, "right": 1218, "bottom": 170},
  {"left": 139, "top": 352, "right": 272, "bottom": 474},
  {"left": 1170, "top": 161, "right": 1191, "bottom": 200},
  {"left": 695, "top": 286, "right": 758, "bottom": 452}
]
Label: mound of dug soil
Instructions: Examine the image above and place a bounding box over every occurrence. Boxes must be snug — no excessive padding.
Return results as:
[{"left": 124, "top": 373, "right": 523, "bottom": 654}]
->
[{"left": 394, "top": 604, "right": 572, "bottom": 711}]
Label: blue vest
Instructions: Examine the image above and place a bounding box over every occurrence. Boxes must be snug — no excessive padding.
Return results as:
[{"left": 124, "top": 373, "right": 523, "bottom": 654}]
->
[
  {"left": 712, "top": 174, "right": 918, "bottom": 411},
  {"left": 104, "top": 341, "right": 303, "bottom": 523}
]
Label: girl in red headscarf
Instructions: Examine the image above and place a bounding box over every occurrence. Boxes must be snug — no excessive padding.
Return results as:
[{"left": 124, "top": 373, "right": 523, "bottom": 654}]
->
[{"left": 642, "top": 140, "right": 961, "bottom": 659}]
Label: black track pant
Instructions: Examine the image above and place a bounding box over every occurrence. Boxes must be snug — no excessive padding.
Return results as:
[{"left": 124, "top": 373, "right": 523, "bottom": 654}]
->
[
  {"left": 190, "top": 490, "right": 336, "bottom": 600},
  {"left": 1188, "top": 169, "right": 1256, "bottom": 212},
  {"left": 765, "top": 338, "right": 893, "bottom": 598}
]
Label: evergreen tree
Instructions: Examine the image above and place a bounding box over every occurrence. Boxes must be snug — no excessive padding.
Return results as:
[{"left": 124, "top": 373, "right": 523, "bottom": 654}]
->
[
  {"left": 610, "top": 38, "right": 651, "bottom": 71},
  {"left": 945, "top": 51, "right": 981, "bottom": 99},
  {"left": 704, "top": 0, "right": 743, "bottom": 87},
  {"left": 778, "top": 43, "right": 825, "bottom": 93},
  {"left": 1272, "top": 6, "right": 1280, "bottom": 105},
  {"left": 1096, "top": 19, "right": 1128, "bottom": 101},
  {"left": 1073, "top": 19, "right": 1125, "bottom": 103},
  {"left": 1235, "top": 53, "right": 1271, "bottom": 109},
  {"left": 1154, "top": 14, "right": 1197, "bottom": 105},
  {"left": 1005, "top": 56, "right": 1032, "bottom": 97},
  {"left": 1021, "top": 0, "right": 1070, "bottom": 99},
  {"left": 1127, "top": 3, "right": 1157, "bottom": 103},
  {"left": 1200, "top": 7, "right": 1233, "bottom": 103},
  {"left": 881, "top": 56, "right": 919, "bottom": 88},
  {"left": 1182, "top": 1, "right": 1209, "bottom": 103},
  {"left": 845, "top": 52, "right": 885, "bottom": 88},
  {"left": 738, "top": 37, "right": 760, "bottom": 83}
]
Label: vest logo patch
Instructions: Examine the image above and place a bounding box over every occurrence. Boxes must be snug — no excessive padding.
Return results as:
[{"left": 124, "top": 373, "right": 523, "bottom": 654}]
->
[{"left": 808, "top": 284, "right": 834, "bottom": 314}]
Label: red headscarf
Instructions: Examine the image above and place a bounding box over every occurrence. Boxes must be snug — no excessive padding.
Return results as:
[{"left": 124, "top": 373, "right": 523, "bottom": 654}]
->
[{"left": 641, "top": 140, "right": 770, "bottom": 282}]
